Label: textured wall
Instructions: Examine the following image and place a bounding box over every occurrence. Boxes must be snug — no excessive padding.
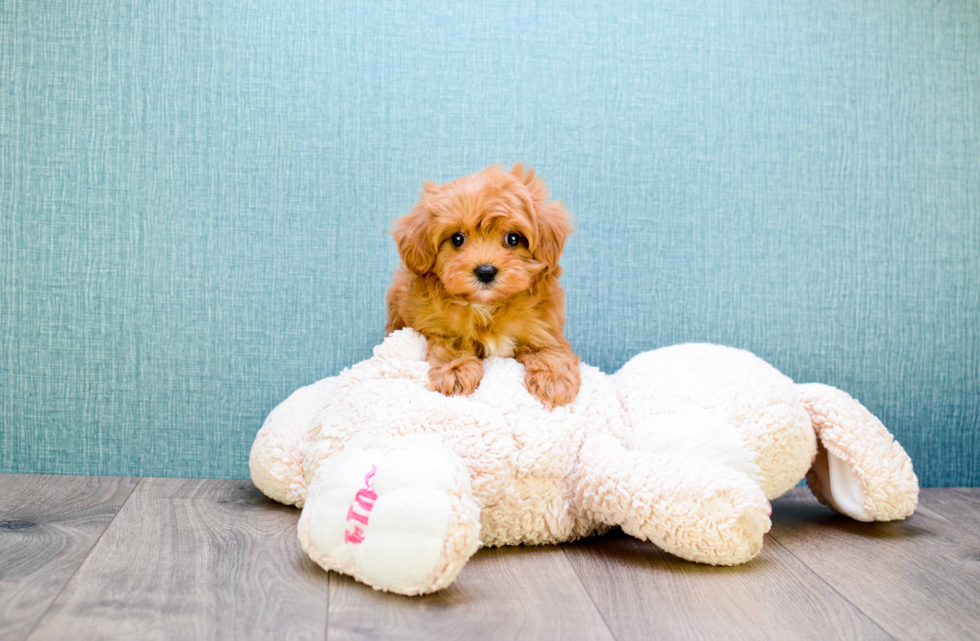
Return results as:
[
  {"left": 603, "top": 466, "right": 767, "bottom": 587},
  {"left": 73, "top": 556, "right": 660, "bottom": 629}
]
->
[{"left": 1, "top": 0, "right": 977, "bottom": 484}]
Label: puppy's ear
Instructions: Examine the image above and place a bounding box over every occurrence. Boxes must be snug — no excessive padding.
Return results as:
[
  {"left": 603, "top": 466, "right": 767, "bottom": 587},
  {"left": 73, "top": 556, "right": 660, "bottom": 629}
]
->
[
  {"left": 532, "top": 200, "right": 572, "bottom": 271},
  {"left": 510, "top": 163, "right": 572, "bottom": 271},
  {"left": 393, "top": 200, "right": 437, "bottom": 275}
]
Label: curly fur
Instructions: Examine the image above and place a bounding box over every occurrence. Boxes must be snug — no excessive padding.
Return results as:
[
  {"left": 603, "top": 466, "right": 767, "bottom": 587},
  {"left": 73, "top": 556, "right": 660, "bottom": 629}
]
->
[{"left": 386, "top": 163, "right": 581, "bottom": 408}]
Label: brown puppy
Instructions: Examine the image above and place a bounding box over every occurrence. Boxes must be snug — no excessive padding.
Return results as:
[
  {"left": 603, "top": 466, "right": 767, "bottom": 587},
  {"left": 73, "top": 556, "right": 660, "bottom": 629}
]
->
[{"left": 386, "top": 163, "right": 580, "bottom": 409}]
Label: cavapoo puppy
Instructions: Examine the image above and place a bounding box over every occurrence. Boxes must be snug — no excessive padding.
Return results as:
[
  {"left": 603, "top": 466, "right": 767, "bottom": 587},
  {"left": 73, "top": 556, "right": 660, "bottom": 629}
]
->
[{"left": 386, "top": 163, "right": 581, "bottom": 409}]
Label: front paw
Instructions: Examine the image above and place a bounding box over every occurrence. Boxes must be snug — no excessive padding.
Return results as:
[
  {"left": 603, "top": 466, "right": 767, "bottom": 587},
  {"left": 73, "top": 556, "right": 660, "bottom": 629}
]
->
[
  {"left": 524, "top": 364, "right": 580, "bottom": 409},
  {"left": 428, "top": 357, "right": 483, "bottom": 397}
]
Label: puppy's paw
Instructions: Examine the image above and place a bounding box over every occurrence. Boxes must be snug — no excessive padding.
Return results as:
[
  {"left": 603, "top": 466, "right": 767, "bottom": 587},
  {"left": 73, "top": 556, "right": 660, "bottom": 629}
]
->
[
  {"left": 428, "top": 356, "right": 483, "bottom": 397},
  {"left": 522, "top": 355, "right": 581, "bottom": 409}
]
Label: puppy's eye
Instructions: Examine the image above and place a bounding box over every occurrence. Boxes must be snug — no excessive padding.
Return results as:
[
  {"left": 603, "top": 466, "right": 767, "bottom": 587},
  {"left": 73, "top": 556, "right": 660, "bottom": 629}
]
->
[
  {"left": 505, "top": 232, "right": 521, "bottom": 247},
  {"left": 450, "top": 232, "right": 466, "bottom": 248}
]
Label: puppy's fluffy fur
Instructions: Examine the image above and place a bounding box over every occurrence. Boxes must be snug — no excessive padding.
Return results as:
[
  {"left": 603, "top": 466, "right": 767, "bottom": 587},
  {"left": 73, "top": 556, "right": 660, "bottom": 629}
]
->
[{"left": 387, "top": 163, "right": 581, "bottom": 408}]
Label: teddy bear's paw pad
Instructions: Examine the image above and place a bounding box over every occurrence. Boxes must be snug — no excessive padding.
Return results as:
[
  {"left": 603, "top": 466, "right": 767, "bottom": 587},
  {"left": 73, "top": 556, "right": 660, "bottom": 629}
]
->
[{"left": 304, "top": 448, "right": 462, "bottom": 592}]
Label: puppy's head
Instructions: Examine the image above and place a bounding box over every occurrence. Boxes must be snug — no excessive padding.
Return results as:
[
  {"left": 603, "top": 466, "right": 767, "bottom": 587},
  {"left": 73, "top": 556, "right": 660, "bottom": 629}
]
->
[{"left": 393, "top": 164, "right": 571, "bottom": 304}]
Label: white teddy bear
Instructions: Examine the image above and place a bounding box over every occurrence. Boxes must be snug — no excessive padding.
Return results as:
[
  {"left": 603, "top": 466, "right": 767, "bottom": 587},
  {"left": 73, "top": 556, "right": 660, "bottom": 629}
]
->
[{"left": 250, "top": 329, "right": 918, "bottom": 595}]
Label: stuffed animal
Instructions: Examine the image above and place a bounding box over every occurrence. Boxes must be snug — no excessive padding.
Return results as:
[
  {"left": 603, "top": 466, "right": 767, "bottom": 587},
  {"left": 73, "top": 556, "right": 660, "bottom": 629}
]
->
[{"left": 249, "top": 329, "right": 918, "bottom": 595}]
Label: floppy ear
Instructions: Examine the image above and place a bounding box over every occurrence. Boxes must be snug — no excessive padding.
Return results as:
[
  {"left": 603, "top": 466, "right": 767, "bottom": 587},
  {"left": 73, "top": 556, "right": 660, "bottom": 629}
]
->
[
  {"left": 510, "top": 163, "right": 572, "bottom": 271},
  {"left": 392, "top": 200, "right": 437, "bottom": 275},
  {"left": 534, "top": 199, "right": 572, "bottom": 271}
]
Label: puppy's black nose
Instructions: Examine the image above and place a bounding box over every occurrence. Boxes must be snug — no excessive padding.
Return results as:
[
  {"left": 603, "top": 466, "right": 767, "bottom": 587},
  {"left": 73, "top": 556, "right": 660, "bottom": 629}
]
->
[{"left": 474, "top": 264, "right": 498, "bottom": 283}]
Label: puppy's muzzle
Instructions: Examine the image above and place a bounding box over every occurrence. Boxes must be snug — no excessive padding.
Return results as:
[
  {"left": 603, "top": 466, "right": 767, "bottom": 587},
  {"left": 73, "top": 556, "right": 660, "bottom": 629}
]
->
[{"left": 474, "top": 264, "right": 498, "bottom": 284}]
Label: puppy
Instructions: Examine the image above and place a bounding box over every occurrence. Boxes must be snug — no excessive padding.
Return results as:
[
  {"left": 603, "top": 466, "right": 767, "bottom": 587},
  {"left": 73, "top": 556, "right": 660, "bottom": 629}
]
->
[{"left": 386, "top": 163, "right": 581, "bottom": 409}]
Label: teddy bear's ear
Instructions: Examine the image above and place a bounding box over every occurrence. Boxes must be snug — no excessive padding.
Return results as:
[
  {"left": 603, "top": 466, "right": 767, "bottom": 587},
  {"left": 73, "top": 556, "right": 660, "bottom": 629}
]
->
[
  {"left": 373, "top": 328, "right": 429, "bottom": 362},
  {"left": 798, "top": 383, "right": 919, "bottom": 522}
]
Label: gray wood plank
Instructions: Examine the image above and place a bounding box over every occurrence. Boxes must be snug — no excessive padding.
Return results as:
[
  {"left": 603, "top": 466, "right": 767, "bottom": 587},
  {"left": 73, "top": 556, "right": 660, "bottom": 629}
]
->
[
  {"left": 916, "top": 488, "right": 980, "bottom": 537},
  {"left": 328, "top": 544, "right": 616, "bottom": 641},
  {"left": 0, "top": 474, "right": 138, "bottom": 641},
  {"left": 28, "top": 479, "right": 328, "bottom": 641},
  {"left": 562, "top": 528, "right": 892, "bottom": 641},
  {"left": 767, "top": 488, "right": 980, "bottom": 641}
]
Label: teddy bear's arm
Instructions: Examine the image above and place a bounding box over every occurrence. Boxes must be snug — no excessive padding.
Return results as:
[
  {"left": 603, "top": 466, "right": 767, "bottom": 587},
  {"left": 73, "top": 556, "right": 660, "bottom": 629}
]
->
[
  {"left": 575, "top": 433, "right": 771, "bottom": 566},
  {"left": 249, "top": 376, "right": 340, "bottom": 507}
]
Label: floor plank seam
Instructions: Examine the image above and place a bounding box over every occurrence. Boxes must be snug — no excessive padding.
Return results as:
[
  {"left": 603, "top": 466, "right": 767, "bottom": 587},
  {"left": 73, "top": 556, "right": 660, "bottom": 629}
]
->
[
  {"left": 765, "top": 534, "right": 898, "bottom": 641},
  {"left": 324, "top": 572, "right": 330, "bottom": 641},
  {"left": 559, "top": 544, "right": 621, "bottom": 641},
  {"left": 21, "top": 477, "right": 144, "bottom": 641}
]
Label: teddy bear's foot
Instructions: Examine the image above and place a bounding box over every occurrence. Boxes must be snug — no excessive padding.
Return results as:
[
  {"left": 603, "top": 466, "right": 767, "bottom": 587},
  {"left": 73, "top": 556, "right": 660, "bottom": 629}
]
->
[
  {"left": 638, "top": 478, "right": 772, "bottom": 566},
  {"left": 579, "top": 434, "right": 771, "bottom": 566},
  {"left": 681, "top": 485, "right": 772, "bottom": 565},
  {"left": 798, "top": 383, "right": 918, "bottom": 522},
  {"left": 297, "top": 444, "right": 481, "bottom": 595}
]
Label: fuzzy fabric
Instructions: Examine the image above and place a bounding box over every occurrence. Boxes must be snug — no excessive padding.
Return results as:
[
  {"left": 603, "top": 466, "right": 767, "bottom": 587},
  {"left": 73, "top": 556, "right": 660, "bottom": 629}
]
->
[{"left": 250, "top": 329, "right": 919, "bottom": 595}]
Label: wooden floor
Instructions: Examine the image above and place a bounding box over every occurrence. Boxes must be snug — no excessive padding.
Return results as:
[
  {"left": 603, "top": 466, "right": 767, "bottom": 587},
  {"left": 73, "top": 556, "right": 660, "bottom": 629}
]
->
[{"left": 1, "top": 476, "right": 978, "bottom": 641}]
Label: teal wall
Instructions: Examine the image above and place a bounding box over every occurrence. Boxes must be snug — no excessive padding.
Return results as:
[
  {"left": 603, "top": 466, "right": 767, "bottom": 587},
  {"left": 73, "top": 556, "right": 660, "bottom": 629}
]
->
[{"left": 2, "top": 0, "right": 978, "bottom": 485}]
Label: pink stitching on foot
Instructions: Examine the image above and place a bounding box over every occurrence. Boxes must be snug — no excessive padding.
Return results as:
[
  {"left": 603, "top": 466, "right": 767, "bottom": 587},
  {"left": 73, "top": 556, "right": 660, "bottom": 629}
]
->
[
  {"left": 345, "top": 464, "right": 379, "bottom": 544},
  {"left": 344, "top": 525, "right": 365, "bottom": 544}
]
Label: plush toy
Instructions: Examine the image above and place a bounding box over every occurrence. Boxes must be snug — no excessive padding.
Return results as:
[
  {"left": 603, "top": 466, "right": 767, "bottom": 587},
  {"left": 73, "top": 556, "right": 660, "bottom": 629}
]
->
[{"left": 249, "top": 329, "right": 918, "bottom": 595}]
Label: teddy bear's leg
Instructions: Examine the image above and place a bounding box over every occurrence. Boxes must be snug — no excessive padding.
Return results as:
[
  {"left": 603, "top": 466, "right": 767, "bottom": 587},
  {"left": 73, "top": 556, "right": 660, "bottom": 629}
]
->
[
  {"left": 297, "top": 438, "right": 481, "bottom": 596},
  {"left": 798, "top": 383, "right": 918, "bottom": 522},
  {"left": 249, "top": 376, "right": 340, "bottom": 506},
  {"left": 576, "top": 433, "right": 771, "bottom": 566}
]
